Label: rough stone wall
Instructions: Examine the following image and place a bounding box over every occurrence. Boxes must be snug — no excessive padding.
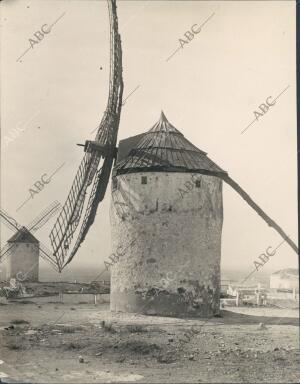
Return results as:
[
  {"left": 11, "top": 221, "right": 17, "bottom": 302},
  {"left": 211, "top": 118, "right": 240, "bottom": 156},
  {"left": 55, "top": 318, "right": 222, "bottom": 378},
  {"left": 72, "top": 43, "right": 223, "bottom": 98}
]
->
[
  {"left": 110, "top": 172, "right": 223, "bottom": 317},
  {"left": 6, "top": 243, "right": 39, "bottom": 282}
]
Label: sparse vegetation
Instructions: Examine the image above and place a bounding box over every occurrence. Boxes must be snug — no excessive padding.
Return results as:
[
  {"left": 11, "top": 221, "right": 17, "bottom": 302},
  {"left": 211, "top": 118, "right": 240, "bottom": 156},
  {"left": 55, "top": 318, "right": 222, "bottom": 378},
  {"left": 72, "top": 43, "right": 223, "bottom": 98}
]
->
[
  {"left": 126, "top": 324, "right": 148, "bottom": 333},
  {"left": 10, "top": 319, "right": 30, "bottom": 325},
  {"left": 1, "top": 303, "right": 298, "bottom": 383},
  {"left": 6, "top": 343, "right": 22, "bottom": 350},
  {"left": 11, "top": 300, "right": 36, "bottom": 305},
  {"left": 120, "top": 340, "right": 160, "bottom": 356},
  {"left": 63, "top": 342, "right": 84, "bottom": 351},
  {"left": 101, "top": 321, "right": 117, "bottom": 333},
  {"left": 58, "top": 325, "right": 83, "bottom": 333}
]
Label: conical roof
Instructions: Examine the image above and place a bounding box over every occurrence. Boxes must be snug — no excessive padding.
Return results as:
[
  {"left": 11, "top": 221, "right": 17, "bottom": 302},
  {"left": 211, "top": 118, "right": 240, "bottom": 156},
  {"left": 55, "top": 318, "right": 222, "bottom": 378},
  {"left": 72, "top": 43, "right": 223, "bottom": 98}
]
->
[
  {"left": 115, "top": 112, "right": 226, "bottom": 176},
  {"left": 148, "top": 111, "right": 181, "bottom": 134},
  {"left": 8, "top": 227, "right": 39, "bottom": 244}
]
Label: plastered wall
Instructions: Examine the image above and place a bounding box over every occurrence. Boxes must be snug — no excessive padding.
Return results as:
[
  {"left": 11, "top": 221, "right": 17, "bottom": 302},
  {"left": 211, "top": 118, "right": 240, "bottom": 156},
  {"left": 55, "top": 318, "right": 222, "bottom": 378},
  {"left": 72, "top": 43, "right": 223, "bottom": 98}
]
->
[{"left": 110, "top": 171, "right": 223, "bottom": 317}]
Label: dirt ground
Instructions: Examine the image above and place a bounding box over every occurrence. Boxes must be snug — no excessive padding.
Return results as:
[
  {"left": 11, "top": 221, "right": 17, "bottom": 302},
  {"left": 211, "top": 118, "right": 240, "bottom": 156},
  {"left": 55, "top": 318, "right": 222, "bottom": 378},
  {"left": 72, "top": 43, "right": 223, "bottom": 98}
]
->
[{"left": 0, "top": 300, "right": 299, "bottom": 383}]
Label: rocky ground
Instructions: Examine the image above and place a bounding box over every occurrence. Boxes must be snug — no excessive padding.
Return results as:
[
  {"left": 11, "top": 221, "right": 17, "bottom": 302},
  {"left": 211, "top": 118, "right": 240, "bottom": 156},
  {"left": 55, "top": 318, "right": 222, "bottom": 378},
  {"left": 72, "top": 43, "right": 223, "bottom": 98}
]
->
[{"left": 0, "top": 300, "right": 299, "bottom": 383}]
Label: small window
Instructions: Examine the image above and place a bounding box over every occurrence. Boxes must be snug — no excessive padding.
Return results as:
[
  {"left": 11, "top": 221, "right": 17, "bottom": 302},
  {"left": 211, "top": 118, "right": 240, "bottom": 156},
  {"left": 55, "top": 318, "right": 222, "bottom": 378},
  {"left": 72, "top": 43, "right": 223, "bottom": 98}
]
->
[
  {"left": 141, "top": 176, "right": 147, "bottom": 185},
  {"left": 195, "top": 179, "right": 201, "bottom": 188}
]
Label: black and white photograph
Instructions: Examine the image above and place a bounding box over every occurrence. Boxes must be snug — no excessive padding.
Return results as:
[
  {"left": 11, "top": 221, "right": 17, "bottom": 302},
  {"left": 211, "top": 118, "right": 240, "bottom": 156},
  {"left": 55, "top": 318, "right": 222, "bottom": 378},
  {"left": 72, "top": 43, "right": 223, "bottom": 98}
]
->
[{"left": 0, "top": 0, "right": 299, "bottom": 382}]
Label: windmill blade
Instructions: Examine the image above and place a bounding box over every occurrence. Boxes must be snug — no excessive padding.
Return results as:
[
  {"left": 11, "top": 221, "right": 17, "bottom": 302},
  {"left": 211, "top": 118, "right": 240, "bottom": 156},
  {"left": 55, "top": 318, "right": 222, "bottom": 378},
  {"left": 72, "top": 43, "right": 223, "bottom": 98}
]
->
[
  {"left": 0, "top": 208, "right": 22, "bottom": 232},
  {"left": 65, "top": 157, "right": 115, "bottom": 265},
  {"left": 64, "top": 0, "right": 123, "bottom": 267},
  {"left": 0, "top": 243, "right": 16, "bottom": 264},
  {"left": 38, "top": 242, "right": 60, "bottom": 272},
  {"left": 49, "top": 0, "right": 123, "bottom": 270},
  {"left": 191, "top": 169, "right": 297, "bottom": 254},
  {"left": 220, "top": 174, "right": 298, "bottom": 254},
  {"left": 1, "top": 239, "right": 58, "bottom": 272},
  {"left": 49, "top": 153, "right": 101, "bottom": 266},
  {"left": 28, "top": 200, "right": 62, "bottom": 233}
]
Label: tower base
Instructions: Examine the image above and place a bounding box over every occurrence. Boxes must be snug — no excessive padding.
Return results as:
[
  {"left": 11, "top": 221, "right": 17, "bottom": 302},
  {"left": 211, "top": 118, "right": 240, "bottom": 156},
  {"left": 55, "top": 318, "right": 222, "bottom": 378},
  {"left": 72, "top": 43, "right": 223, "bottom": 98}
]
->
[{"left": 110, "top": 290, "right": 220, "bottom": 318}]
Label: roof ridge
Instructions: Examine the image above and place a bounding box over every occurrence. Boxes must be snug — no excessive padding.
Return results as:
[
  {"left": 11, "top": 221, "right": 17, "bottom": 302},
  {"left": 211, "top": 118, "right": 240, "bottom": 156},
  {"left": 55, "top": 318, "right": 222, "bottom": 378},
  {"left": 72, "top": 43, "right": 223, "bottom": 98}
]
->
[
  {"left": 8, "top": 227, "right": 39, "bottom": 244},
  {"left": 114, "top": 112, "right": 226, "bottom": 175},
  {"left": 148, "top": 112, "right": 182, "bottom": 134}
]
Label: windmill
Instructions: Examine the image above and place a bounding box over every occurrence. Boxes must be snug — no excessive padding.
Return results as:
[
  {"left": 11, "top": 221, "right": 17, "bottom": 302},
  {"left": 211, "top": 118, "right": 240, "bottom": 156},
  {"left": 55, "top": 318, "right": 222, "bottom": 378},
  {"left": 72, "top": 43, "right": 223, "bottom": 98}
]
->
[
  {"left": 49, "top": 0, "right": 123, "bottom": 271},
  {"left": 49, "top": 0, "right": 297, "bottom": 279},
  {"left": 0, "top": 201, "right": 62, "bottom": 281}
]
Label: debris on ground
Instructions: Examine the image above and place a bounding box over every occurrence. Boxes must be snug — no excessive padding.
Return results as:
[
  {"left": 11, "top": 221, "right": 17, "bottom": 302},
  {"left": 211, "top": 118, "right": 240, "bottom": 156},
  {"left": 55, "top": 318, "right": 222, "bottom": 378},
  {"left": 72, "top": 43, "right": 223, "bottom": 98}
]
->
[
  {"left": 258, "top": 322, "right": 267, "bottom": 330},
  {"left": 0, "top": 303, "right": 298, "bottom": 383},
  {"left": 78, "top": 356, "right": 85, "bottom": 363}
]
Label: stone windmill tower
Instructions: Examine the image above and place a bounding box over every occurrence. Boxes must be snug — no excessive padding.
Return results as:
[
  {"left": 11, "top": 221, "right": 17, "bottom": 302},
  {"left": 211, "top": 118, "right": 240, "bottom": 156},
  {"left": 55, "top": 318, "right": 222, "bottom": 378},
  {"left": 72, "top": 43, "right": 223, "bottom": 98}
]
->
[
  {"left": 110, "top": 112, "right": 227, "bottom": 317},
  {"left": 6, "top": 228, "right": 39, "bottom": 282},
  {"left": 44, "top": 0, "right": 297, "bottom": 297}
]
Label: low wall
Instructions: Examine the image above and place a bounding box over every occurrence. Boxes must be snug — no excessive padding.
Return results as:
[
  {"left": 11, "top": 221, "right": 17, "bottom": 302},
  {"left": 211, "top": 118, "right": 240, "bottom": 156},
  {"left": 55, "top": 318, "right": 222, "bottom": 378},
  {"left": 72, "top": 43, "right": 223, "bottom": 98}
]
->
[{"left": 6, "top": 293, "right": 110, "bottom": 305}]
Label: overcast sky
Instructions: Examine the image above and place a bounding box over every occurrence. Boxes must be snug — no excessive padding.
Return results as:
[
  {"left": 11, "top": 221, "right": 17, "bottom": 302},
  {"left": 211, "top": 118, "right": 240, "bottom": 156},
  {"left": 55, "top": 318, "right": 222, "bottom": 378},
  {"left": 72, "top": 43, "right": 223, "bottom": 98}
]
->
[{"left": 1, "top": 0, "right": 297, "bottom": 280}]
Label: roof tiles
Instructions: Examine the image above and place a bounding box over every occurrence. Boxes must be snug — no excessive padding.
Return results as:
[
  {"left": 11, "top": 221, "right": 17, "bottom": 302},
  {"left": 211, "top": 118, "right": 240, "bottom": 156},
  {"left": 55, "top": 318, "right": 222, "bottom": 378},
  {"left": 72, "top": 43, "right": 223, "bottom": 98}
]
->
[{"left": 115, "top": 112, "right": 226, "bottom": 176}]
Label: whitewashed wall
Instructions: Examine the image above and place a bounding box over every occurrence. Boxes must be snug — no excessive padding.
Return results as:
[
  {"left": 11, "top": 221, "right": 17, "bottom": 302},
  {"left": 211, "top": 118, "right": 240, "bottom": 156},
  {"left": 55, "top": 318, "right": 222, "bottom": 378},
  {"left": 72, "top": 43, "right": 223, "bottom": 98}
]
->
[{"left": 110, "top": 171, "right": 223, "bottom": 317}]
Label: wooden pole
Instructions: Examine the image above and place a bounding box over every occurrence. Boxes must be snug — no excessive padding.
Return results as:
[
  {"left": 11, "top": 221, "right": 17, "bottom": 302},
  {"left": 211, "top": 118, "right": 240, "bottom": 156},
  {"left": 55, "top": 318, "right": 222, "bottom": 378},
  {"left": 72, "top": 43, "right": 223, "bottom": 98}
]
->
[{"left": 221, "top": 174, "right": 298, "bottom": 254}]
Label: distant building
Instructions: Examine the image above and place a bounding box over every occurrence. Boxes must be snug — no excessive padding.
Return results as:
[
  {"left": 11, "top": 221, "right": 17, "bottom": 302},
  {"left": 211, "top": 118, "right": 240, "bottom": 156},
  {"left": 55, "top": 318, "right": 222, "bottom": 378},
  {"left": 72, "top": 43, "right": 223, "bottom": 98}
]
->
[
  {"left": 6, "top": 227, "right": 39, "bottom": 282},
  {"left": 270, "top": 268, "right": 299, "bottom": 290}
]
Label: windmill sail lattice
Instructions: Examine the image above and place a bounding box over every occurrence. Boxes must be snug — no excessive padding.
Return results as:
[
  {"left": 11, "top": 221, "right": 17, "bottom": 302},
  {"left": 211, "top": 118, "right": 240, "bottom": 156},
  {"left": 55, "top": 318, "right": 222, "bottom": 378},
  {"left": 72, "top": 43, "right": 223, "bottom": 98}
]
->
[
  {"left": 0, "top": 202, "right": 62, "bottom": 271},
  {"left": 49, "top": 0, "right": 123, "bottom": 271},
  {"left": 114, "top": 113, "right": 298, "bottom": 256},
  {"left": 50, "top": 1, "right": 297, "bottom": 273}
]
